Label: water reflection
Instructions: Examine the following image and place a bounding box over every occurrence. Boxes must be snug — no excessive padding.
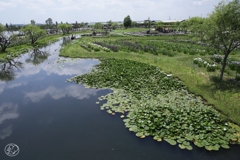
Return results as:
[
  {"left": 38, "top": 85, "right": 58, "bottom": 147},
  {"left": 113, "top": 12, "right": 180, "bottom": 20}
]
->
[
  {"left": 0, "top": 103, "right": 19, "bottom": 139},
  {"left": 61, "top": 36, "right": 71, "bottom": 46},
  {"left": 25, "top": 48, "right": 50, "bottom": 66},
  {"left": 0, "top": 125, "right": 12, "bottom": 139},
  {"left": 0, "top": 57, "right": 23, "bottom": 82},
  {"left": 24, "top": 85, "right": 100, "bottom": 103}
]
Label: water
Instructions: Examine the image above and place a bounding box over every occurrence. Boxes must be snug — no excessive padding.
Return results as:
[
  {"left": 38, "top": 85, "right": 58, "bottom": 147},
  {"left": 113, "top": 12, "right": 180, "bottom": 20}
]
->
[{"left": 0, "top": 38, "right": 239, "bottom": 160}]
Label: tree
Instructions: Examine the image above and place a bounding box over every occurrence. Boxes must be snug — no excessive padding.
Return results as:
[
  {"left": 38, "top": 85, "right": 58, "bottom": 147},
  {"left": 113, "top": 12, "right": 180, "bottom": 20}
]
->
[
  {"left": 111, "top": 22, "right": 119, "bottom": 29},
  {"left": 131, "top": 21, "right": 137, "bottom": 28},
  {"left": 58, "top": 23, "right": 72, "bottom": 35},
  {"left": 203, "top": 0, "right": 240, "bottom": 81},
  {"left": 20, "top": 25, "right": 46, "bottom": 44},
  {"left": 154, "top": 21, "right": 164, "bottom": 32},
  {"left": 79, "top": 22, "right": 85, "bottom": 28},
  {"left": 0, "top": 24, "right": 17, "bottom": 52},
  {"left": 107, "top": 20, "right": 112, "bottom": 29},
  {"left": 179, "top": 20, "right": 189, "bottom": 33},
  {"left": 73, "top": 21, "right": 79, "bottom": 29},
  {"left": 5, "top": 23, "right": 8, "bottom": 30},
  {"left": 45, "top": 18, "right": 53, "bottom": 29},
  {"left": 31, "top": 20, "right": 36, "bottom": 25},
  {"left": 123, "top": 15, "right": 132, "bottom": 29},
  {"left": 187, "top": 17, "right": 206, "bottom": 41},
  {"left": 93, "top": 22, "right": 103, "bottom": 30}
]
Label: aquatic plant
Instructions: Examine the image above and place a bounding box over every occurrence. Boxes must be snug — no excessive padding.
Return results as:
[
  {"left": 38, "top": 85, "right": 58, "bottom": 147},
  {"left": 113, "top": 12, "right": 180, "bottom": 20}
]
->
[{"left": 68, "top": 58, "right": 239, "bottom": 151}]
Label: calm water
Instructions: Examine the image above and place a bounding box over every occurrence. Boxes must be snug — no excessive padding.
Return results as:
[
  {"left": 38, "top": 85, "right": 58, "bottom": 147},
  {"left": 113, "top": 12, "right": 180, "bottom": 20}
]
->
[{"left": 0, "top": 38, "right": 239, "bottom": 160}]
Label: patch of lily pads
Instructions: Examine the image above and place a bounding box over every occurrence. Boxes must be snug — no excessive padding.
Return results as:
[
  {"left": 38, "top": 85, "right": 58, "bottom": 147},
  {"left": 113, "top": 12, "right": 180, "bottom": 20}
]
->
[{"left": 67, "top": 58, "right": 239, "bottom": 151}]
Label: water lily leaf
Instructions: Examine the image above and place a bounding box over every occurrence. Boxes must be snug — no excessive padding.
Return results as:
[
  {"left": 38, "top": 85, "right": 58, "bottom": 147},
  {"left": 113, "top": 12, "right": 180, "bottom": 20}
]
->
[
  {"left": 136, "top": 132, "right": 144, "bottom": 137},
  {"left": 194, "top": 141, "right": 204, "bottom": 148},
  {"left": 185, "top": 145, "right": 193, "bottom": 150},
  {"left": 179, "top": 144, "right": 185, "bottom": 149},
  {"left": 205, "top": 146, "right": 213, "bottom": 151},
  {"left": 164, "top": 138, "right": 177, "bottom": 145},
  {"left": 221, "top": 144, "right": 230, "bottom": 149},
  {"left": 186, "top": 134, "right": 194, "bottom": 141}
]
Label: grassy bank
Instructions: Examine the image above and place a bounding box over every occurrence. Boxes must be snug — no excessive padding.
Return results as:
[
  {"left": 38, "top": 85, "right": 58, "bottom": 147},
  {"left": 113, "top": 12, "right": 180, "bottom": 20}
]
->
[
  {"left": 0, "top": 31, "right": 88, "bottom": 58},
  {"left": 60, "top": 36, "right": 240, "bottom": 125}
]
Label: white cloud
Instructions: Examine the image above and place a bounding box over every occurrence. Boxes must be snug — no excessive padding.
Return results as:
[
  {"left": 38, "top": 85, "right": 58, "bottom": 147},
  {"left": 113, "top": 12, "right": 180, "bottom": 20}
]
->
[
  {"left": 1, "top": 0, "right": 222, "bottom": 23},
  {"left": 0, "top": 125, "right": 13, "bottom": 139},
  {"left": 24, "top": 85, "right": 100, "bottom": 102},
  {"left": 0, "top": 103, "right": 19, "bottom": 125},
  {"left": 0, "top": 1, "right": 15, "bottom": 11},
  {"left": 8, "top": 82, "right": 28, "bottom": 89},
  {"left": 193, "top": 0, "right": 210, "bottom": 6}
]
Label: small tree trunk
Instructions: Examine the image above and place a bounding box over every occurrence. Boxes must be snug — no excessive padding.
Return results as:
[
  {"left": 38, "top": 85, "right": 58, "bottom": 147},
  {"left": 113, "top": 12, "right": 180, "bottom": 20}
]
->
[{"left": 219, "top": 53, "right": 229, "bottom": 81}]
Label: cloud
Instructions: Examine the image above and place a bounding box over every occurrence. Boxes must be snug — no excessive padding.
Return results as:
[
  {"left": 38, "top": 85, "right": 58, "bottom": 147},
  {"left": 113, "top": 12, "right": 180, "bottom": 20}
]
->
[
  {"left": 0, "top": 1, "right": 15, "bottom": 11},
  {"left": 0, "top": 103, "right": 19, "bottom": 125},
  {"left": 0, "top": 125, "right": 13, "bottom": 139},
  {"left": 24, "top": 85, "right": 100, "bottom": 102},
  {"left": 8, "top": 82, "right": 28, "bottom": 89},
  {"left": 193, "top": 0, "right": 210, "bottom": 6}
]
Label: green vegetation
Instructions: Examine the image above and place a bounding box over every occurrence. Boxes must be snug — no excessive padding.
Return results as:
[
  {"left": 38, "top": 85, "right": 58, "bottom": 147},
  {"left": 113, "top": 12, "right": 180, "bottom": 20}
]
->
[
  {"left": 68, "top": 58, "right": 239, "bottom": 151},
  {"left": 180, "top": 0, "right": 240, "bottom": 81},
  {"left": 60, "top": 35, "right": 240, "bottom": 125},
  {"left": 0, "top": 23, "right": 17, "bottom": 52},
  {"left": 20, "top": 24, "right": 46, "bottom": 44},
  {"left": 58, "top": 23, "right": 72, "bottom": 35},
  {"left": 123, "top": 15, "right": 132, "bottom": 29}
]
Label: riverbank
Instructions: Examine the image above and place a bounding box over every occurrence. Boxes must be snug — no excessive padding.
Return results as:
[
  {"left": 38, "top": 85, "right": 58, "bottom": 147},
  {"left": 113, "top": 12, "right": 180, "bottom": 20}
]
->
[
  {"left": 60, "top": 35, "right": 240, "bottom": 126},
  {"left": 0, "top": 31, "right": 91, "bottom": 58}
]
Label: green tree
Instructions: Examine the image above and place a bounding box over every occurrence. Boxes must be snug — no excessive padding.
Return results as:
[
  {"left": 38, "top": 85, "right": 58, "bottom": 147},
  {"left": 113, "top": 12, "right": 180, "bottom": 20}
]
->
[
  {"left": 187, "top": 17, "right": 206, "bottom": 41},
  {"left": 203, "top": 0, "right": 240, "bottom": 81},
  {"left": 155, "top": 21, "right": 164, "bottom": 32},
  {"left": 123, "top": 15, "right": 132, "bottom": 29},
  {"left": 79, "top": 22, "right": 85, "bottom": 28},
  {"left": 5, "top": 23, "right": 8, "bottom": 30},
  {"left": 20, "top": 24, "right": 46, "bottom": 44},
  {"left": 93, "top": 22, "right": 103, "bottom": 30},
  {"left": 45, "top": 18, "right": 53, "bottom": 29},
  {"left": 31, "top": 20, "right": 36, "bottom": 25},
  {"left": 131, "top": 21, "right": 137, "bottom": 28},
  {"left": 111, "top": 22, "right": 119, "bottom": 29},
  {"left": 107, "top": 20, "right": 112, "bottom": 29},
  {"left": 179, "top": 20, "right": 189, "bottom": 33},
  {"left": 0, "top": 24, "right": 17, "bottom": 52},
  {"left": 58, "top": 23, "right": 72, "bottom": 35}
]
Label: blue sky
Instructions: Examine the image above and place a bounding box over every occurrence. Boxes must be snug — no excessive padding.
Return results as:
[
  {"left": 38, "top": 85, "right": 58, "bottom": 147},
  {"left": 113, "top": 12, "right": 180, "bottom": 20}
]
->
[{"left": 0, "top": 0, "right": 222, "bottom": 24}]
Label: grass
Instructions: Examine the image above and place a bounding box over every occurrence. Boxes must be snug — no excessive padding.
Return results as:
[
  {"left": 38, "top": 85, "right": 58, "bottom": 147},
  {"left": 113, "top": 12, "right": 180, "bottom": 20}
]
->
[{"left": 60, "top": 36, "right": 240, "bottom": 125}]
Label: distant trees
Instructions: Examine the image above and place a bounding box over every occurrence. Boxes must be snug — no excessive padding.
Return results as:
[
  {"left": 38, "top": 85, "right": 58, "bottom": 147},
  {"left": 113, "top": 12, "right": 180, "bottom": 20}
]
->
[
  {"left": 79, "top": 22, "right": 86, "bottom": 28},
  {"left": 0, "top": 24, "right": 17, "bottom": 52},
  {"left": 94, "top": 22, "right": 103, "bottom": 30},
  {"left": 20, "top": 25, "right": 46, "bottom": 44},
  {"left": 58, "top": 23, "right": 72, "bottom": 35},
  {"left": 45, "top": 18, "right": 53, "bottom": 29},
  {"left": 31, "top": 20, "right": 36, "bottom": 25},
  {"left": 123, "top": 15, "right": 132, "bottom": 29},
  {"left": 155, "top": 21, "right": 164, "bottom": 32},
  {"left": 111, "top": 22, "right": 119, "bottom": 29}
]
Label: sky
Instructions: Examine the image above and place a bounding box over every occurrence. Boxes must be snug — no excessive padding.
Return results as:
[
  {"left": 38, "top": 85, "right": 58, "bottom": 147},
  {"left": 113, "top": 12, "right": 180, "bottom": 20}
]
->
[{"left": 0, "top": 0, "right": 222, "bottom": 24}]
